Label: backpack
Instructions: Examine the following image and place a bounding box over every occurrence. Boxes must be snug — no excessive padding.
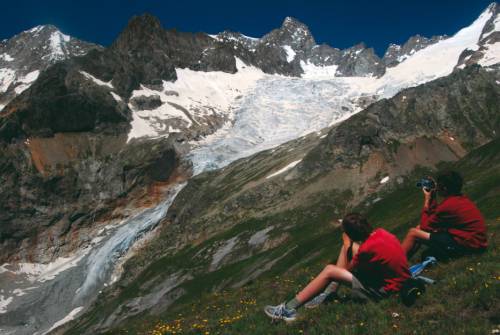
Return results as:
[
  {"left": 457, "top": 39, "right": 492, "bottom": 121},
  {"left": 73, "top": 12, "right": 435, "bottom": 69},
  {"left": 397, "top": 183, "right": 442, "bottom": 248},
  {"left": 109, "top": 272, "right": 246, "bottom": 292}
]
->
[{"left": 400, "top": 277, "right": 426, "bottom": 306}]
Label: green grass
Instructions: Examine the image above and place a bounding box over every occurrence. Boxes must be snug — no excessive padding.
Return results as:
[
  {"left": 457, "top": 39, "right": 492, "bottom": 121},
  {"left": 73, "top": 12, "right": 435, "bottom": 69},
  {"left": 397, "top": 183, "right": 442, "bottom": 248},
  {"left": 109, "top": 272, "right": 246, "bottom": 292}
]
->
[
  {"left": 101, "top": 139, "right": 500, "bottom": 335},
  {"left": 137, "top": 222, "right": 499, "bottom": 335}
]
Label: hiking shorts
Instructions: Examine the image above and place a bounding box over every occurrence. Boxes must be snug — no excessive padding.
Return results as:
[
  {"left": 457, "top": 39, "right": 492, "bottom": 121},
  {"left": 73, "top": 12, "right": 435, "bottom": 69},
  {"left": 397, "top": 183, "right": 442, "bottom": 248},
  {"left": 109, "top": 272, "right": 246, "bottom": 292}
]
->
[
  {"left": 351, "top": 274, "right": 388, "bottom": 302},
  {"left": 422, "top": 231, "right": 466, "bottom": 260}
]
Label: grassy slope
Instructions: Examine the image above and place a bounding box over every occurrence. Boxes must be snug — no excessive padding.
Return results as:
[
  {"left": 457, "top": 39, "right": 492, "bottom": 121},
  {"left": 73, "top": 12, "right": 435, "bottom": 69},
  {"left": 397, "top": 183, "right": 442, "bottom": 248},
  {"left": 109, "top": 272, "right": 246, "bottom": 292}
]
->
[{"left": 122, "top": 138, "right": 500, "bottom": 335}]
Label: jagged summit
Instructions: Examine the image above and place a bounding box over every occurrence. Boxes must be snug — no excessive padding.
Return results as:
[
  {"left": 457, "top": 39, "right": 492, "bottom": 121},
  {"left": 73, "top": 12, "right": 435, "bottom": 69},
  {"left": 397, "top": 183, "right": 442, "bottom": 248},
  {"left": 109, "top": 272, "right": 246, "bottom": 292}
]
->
[
  {"left": 111, "top": 13, "right": 166, "bottom": 52},
  {"left": 121, "top": 13, "right": 164, "bottom": 37},
  {"left": 0, "top": 24, "right": 100, "bottom": 111},
  {"left": 267, "top": 16, "right": 316, "bottom": 48},
  {"left": 382, "top": 34, "right": 447, "bottom": 67},
  {"left": 281, "top": 16, "right": 310, "bottom": 30}
]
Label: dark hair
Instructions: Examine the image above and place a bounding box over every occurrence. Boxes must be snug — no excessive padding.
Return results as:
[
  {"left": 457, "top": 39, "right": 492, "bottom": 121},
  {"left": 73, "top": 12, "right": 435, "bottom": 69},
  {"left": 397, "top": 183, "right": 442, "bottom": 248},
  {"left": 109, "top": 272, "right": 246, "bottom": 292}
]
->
[
  {"left": 342, "top": 213, "right": 373, "bottom": 242},
  {"left": 437, "top": 170, "right": 463, "bottom": 195}
]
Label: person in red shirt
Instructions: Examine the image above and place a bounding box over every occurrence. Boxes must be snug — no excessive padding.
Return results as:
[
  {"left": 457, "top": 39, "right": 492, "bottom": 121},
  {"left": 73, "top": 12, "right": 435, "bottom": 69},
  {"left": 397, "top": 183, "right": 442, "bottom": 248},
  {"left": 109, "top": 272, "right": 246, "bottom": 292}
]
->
[
  {"left": 401, "top": 170, "right": 487, "bottom": 260},
  {"left": 264, "top": 213, "right": 410, "bottom": 322}
]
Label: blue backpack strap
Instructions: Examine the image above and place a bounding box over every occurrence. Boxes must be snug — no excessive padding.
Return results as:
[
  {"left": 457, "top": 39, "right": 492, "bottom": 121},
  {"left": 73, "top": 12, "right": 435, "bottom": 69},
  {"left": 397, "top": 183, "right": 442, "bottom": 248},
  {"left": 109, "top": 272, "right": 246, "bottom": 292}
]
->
[{"left": 410, "top": 256, "right": 437, "bottom": 277}]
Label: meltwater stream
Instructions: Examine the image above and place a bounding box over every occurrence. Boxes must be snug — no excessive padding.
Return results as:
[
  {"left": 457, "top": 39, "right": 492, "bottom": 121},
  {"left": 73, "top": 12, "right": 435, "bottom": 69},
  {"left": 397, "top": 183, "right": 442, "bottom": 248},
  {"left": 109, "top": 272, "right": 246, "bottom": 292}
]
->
[
  {"left": 0, "top": 184, "right": 185, "bottom": 335},
  {"left": 0, "top": 75, "right": 373, "bottom": 335}
]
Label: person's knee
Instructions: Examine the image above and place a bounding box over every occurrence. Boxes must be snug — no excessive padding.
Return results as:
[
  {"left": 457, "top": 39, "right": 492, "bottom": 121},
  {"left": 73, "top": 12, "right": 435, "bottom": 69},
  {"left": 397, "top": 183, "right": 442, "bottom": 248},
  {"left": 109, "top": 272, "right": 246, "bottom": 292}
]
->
[
  {"left": 322, "top": 264, "right": 340, "bottom": 278},
  {"left": 409, "top": 227, "right": 420, "bottom": 237}
]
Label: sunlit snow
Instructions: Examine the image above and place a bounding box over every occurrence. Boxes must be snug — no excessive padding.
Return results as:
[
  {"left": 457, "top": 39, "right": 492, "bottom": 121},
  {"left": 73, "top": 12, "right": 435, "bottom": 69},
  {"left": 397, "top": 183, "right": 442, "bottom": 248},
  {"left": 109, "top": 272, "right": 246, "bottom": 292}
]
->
[
  {"left": 0, "top": 53, "right": 14, "bottom": 62},
  {"left": 79, "top": 71, "right": 113, "bottom": 88},
  {"left": 283, "top": 45, "right": 296, "bottom": 62},
  {"left": 266, "top": 159, "right": 303, "bottom": 179}
]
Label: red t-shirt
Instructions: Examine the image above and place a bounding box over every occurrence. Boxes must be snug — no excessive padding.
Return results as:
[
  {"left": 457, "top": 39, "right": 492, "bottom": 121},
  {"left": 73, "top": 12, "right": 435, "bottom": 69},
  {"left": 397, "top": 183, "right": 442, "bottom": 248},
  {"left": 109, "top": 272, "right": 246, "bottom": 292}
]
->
[
  {"left": 351, "top": 228, "right": 410, "bottom": 292},
  {"left": 421, "top": 195, "right": 487, "bottom": 250}
]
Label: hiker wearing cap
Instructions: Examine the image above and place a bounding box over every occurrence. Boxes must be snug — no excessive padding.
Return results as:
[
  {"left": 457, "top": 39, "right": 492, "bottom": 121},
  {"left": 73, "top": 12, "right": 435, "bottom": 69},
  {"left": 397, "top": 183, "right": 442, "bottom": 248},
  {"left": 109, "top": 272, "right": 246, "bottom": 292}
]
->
[
  {"left": 264, "top": 213, "right": 410, "bottom": 322},
  {"left": 401, "top": 170, "right": 487, "bottom": 260}
]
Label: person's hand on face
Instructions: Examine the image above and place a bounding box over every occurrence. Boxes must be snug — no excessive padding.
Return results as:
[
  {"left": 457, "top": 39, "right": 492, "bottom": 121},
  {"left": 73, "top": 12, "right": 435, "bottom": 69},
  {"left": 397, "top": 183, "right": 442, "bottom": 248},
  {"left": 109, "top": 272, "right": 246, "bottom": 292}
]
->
[{"left": 342, "top": 232, "right": 352, "bottom": 248}]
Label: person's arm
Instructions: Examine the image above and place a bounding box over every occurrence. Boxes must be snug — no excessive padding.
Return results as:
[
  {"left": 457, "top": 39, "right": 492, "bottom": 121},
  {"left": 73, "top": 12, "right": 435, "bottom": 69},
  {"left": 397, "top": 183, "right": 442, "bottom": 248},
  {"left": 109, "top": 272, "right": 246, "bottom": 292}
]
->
[
  {"left": 421, "top": 196, "right": 456, "bottom": 230},
  {"left": 420, "top": 187, "right": 438, "bottom": 231},
  {"left": 341, "top": 233, "right": 363, "bottom": 271}
]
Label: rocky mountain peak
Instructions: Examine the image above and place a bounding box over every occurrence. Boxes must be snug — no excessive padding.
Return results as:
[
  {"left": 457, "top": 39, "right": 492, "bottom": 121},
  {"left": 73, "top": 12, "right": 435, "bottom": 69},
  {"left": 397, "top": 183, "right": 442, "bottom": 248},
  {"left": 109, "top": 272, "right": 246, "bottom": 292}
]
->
[
  {"left": 382, "top": 34, "right": 447, "bottom": 67},
  {"left": 480, "top": 2, "right": 499, "bottom": 41},
  {"left": 124, "top": 13, "right": 163, "bottom": 34},
  {"left": 335, "top": 43, "right": 385, "bottom": 77},
  {"left": 261, "top": 16, "right": 315, "bottom": 51},
  {"left": 112, "top": 13, "right": 166, "bottom": 52},
  {"left": 0, "top": 24, "right": 101, "bottom": 111},
  {"left": 281, "top": 16, "right": 308, "bottom": 31},
  {"left": 487, "top": 1, "right": 498, "bottom": 11},
  {"left": 456, "top": 2, "right": 499, "bottom": 69}
]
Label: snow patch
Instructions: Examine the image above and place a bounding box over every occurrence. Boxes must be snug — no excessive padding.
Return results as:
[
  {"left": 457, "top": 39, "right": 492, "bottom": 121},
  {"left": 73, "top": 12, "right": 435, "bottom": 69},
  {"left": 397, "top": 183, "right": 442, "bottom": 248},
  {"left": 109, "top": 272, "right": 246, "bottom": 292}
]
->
[
  {"left": 43, "top": 307, "right": 84, "bottom": 334},
  {"left": 14, "top": 70, "right": 40, "bottom": 94},
  {"left": 0, "top": 295, "right": 13, "bottom": 314},
  {"left": 0, "top": 53, "right": 14, "bottom": 62},
  {"left": 248, "top": 227, "right": 274, "bottom": 246},
  {"left": 80, "top": 71, "right": 113, "bottom": 88},
  {"left": 380, "top": 176, "right": 390, "bottom": 184},
  {"left": 478, "top": 42, "right": 500, "bottom": 67},
  {"left": 266, "top": 159, "right": 302, "bottom": 179},
  {"left": 4, "top": 253, "right": 87, "bottom": 283},
  {"left": 300, "top": 60, "right": 338, "bottom": 78},
  {"left": 0, "top": 68, "right": 16, "bottom": 93},
  {"left": 210, "top": 237, "right": 239, "bottom": 270},
  {"left": 127, "top": 57, "right": 264, "bottom": 141},
  {"left": 48, "top": 31, "right": 71, "bottom": 60},
  {"left": 282, "top": 45, "right": 296, "bottom": 62},
  {"left": 109, "top": 91, "right": 122, "bottom": 102},
  {"left": 27, "top": 25, "right": 44, "bottom": 34}
]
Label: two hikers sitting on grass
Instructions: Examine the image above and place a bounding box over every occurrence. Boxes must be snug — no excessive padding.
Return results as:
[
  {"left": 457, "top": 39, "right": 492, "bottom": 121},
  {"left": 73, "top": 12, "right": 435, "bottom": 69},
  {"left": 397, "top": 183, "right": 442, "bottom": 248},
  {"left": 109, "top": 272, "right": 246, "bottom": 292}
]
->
[
  {"left": 264, "top": 213, "right": 411, "bottom": 322},
  {"left": 264, "top": 170, "right": 488, "bottom": 322},
  {"left": 401, "top": 170, "right": 488, "bottom": 261}
]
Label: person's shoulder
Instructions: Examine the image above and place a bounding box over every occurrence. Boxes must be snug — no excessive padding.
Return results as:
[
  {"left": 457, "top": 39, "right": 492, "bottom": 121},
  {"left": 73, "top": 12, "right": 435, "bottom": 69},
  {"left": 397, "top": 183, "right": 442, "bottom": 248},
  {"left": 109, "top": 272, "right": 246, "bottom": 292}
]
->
[
  {"left": 367, "top": 228, "right": 396, "bottom": 244},
  {"left": 439, "top": 195, "right": 464, "bottom": 208},
  {"left": 374, "top": 228, "right": 393, "bottom": 238},
  {"left": 443, "top": 195, "right": 475, "bottom": 207}
]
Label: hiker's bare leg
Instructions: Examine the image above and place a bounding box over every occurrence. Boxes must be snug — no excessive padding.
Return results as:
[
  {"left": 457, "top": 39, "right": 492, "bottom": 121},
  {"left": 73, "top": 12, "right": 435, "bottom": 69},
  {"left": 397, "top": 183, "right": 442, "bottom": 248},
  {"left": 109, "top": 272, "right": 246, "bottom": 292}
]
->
[
  {"left": 402, "top": 228, "right": 431, "bottom": 255},
  {"left": 295, "top": 264, "right": 353, "bottom": 303}
]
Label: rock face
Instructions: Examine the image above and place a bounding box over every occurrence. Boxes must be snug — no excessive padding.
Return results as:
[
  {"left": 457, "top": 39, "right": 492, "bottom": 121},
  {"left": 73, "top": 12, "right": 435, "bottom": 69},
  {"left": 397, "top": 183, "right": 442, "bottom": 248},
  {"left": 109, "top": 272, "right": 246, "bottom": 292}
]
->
[
  {"left": 336, "top": 43, "right": 386, "bottom": 77},
  {"left": 0, "top": 63, "right": 132, "bottom": 141},
  {"left": 0, "top": 25, "right": 101, "bottom": 111},
  {"left": 0, "top": 132, "right": 190, "bottom": 263}
]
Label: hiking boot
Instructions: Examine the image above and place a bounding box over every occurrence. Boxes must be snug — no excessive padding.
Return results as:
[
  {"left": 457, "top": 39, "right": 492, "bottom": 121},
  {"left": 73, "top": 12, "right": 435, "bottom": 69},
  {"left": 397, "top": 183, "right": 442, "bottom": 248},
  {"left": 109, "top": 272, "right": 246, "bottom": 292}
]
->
[
  {"left": 304, "top": 292, "right": 336, "bottom": 309},
  {"left": 263, "top": 303, "right": 297, "bottom": 322}
]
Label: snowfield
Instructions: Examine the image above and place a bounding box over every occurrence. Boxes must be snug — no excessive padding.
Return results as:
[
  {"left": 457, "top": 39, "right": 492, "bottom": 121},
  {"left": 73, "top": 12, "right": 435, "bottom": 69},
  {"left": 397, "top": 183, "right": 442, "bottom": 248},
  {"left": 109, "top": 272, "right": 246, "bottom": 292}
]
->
[{"left": 128, "top": 5, "right": 499, "bottom": 165}]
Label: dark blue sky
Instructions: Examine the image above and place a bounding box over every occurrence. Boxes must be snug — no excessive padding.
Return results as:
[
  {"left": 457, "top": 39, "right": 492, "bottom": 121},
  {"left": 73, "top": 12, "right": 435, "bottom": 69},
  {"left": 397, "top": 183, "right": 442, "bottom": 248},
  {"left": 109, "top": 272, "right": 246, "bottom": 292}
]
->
[{"left": 0, "top": 0, "right": 495, "bottom": 56}]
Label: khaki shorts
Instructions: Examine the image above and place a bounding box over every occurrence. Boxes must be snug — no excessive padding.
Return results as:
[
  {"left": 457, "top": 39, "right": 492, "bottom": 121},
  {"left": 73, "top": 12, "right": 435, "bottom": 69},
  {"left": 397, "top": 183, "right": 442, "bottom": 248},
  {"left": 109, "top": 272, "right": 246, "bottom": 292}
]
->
[{"left": 351, "top": 275, "right": 388, "bottom": 302}]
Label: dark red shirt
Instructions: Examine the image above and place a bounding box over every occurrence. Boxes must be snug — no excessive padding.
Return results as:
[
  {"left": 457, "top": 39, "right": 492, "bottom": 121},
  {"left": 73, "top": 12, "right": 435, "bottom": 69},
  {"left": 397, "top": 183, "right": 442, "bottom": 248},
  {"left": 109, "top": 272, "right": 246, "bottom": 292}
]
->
[
  {"left": 421, "top": 195, "right": 487, "bottom": 250},
  {"left": 351, "top": 228, "right": 410, "bottom": 292}
]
